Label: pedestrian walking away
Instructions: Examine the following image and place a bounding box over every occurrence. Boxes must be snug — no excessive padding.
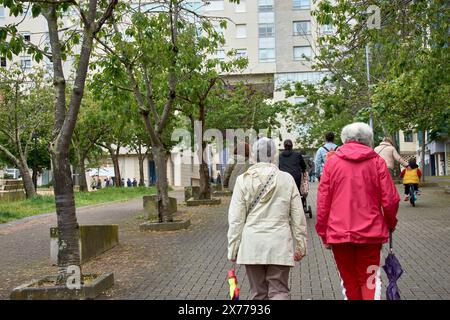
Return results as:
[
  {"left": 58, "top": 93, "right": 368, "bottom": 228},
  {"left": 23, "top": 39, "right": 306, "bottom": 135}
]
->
[
  {"left": 224, "top": 142, "right": 252, "bottom": 192},
  {"left": 374, "top": 137, "right": 408, "bottom": 179},
  {"left": 227, "top": 137, "right": 307, "bottom": 300},
  {"left": 314, "top": 132, "right": 338, "bottom": 182},
  {"left": 279, "top": 139, "right": 307, "bottom": 204},
  {"left": 316, "top": 122, "right": 400, "bottom": 300}
]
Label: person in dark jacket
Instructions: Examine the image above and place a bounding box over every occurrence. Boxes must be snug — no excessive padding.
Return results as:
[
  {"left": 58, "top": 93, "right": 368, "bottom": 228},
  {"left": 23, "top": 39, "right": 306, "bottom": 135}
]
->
[{"left": 279, "top": 139, "right": 307, "bottom": 207}]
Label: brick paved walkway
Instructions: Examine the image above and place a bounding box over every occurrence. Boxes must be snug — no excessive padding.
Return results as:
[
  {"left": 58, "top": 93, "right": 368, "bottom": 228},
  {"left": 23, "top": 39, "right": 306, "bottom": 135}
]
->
[{"left": 0, "top": 184, "right": 449, "bottom": 300}]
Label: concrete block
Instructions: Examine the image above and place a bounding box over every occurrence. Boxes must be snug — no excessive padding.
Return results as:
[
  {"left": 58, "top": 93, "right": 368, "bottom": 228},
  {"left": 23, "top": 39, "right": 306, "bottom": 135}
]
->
[
  {"left": 50, "top": 225, "right": 119, "bottom": 265},
  {"left": 143, "top": 195, "right": 177, "bottom": 220}
]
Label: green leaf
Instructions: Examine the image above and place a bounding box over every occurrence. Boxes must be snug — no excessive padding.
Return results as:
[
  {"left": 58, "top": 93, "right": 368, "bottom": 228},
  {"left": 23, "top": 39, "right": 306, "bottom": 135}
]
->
[{"left": 31, "top": 5, "right": 42, "bottom": 18}]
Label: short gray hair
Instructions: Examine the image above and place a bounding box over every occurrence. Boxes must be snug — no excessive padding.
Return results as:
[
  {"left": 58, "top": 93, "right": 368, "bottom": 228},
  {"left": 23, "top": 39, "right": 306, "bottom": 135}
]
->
[
  {"left": 252, "top": 137, "right": 277, "bottom": 163},
  {"left": 340, "top": 122, "right": 374, "bottom": 147}
]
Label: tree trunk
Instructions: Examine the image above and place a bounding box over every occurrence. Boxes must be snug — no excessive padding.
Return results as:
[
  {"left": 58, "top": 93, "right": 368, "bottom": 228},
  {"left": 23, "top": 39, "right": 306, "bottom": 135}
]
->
[
  {"left": 52, "top": 151, "right": 81, "bottom": 284},
  {"left": 138, "top": 155, "right": 145, "bottom": 187},
  {"left": 197, "top": 104, "right": 211, "bottom": 199},
  {"left": 32, "top": 168, "right": 37, "bottom": 192},
  {"left": 78, "top": 156, "right": 88, "bottom": 192},
  {"left": 153, "top": 145, "right": 172, "bottom": 222},
  {"left": 17, "top": 160, "right": 37, "bottom": 198},
  {"left": 421, "top": 130, "right": 426, "bottom": 183},
  {"left": 110, "top": 150, "right": 121, "bottom": 187},
  {"left": 198, "top": 139, "right": 211, "bottom": 200}
]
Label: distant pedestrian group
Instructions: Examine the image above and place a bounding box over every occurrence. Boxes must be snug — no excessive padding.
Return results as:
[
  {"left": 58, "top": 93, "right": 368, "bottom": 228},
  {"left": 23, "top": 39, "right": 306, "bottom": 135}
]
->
[
  {"left": 92, "top": 176, "right": 140, "bottom": 189},
  {"left": 227, "top": 122, "right": 401, "bottom": 300}
]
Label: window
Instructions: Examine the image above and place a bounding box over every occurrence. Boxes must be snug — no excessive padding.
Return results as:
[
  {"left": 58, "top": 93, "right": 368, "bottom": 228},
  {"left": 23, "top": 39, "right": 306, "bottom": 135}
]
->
[
  {"left": 205, "top": 0, "right": 224, "bottom": 11},
  {"left": 259, "top": 11, "right": 274, "bottom": 23},
  {"left": 213, "top": 24, "right": 224, "bottom": 35},
  {"left": 235, "top": 0, "right": 246, "bottom": 12},
  {"left": 236, "top": 49, "right": 247, "bottom": 58},
  {"left": 20, "top": 57, "right": 32, "bottom": 69},
  {"left": 259, "top": 48, "right": 275, "bottom": 62},
  {"left": 215, "top": 50, "right": 225, "bottom": 61},
  {"left": 21, "top": 32, "right": 31, "bottom": 42},
  {"left": 321, "top": 24, "right": 334, "bottom": 34},
  {"left": 0, "top": 6, "right": 5, "bottom": 19},
  {"left": 184, "top": 1, "right": 202, "bottom": 13},
  {"left": 275, "top": 71, "right": 329, "bottom": 87},
  {"left": 236, "top": 24, "right": 247, "bottom": 38},
  {"left": 259, "top": 37, "right": 275, "bottom": 49},
  {"left": 293, "top": 21, "right": 311, "bottom": 36},
  {"left": 1, "top": 57, "right": 6, "bottom": 67},
  {"left": 258, "top": 0, "right": 273, "bottom": 12},
  {"left": 259, "top": 23, "right": 274, "bottom": 38},
  {"left": 404, "top": 131, "right": 414, "bottom": 143},
  {"left": 293, "top": 46, "right": 312, "bottom": 60},
  {"left": 293, "top": 0, "right": 310, "bottom": 10}
]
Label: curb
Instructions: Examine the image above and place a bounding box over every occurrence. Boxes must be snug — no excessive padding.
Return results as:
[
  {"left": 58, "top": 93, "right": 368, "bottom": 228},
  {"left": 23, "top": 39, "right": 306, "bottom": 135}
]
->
[{"left": 0, "top": 196, "right": 154, "bottom": 230}]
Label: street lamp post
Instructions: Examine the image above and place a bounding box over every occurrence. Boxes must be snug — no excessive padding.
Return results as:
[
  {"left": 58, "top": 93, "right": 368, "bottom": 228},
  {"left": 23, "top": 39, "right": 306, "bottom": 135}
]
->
[
  {"left": 32, "top": 133, "right": 38, "bottom": 191},
  {"left": 365, "top": 44, "right": 373, "bottom": 129}
]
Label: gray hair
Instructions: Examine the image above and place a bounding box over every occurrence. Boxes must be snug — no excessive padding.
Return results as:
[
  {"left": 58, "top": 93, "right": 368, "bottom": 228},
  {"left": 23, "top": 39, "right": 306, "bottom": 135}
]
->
[
  {"left": 340, "top": 122, "right": 374, "bottom": 147},
  {"left": 252, "top": 137, "right": 277, "bottom": 163}
]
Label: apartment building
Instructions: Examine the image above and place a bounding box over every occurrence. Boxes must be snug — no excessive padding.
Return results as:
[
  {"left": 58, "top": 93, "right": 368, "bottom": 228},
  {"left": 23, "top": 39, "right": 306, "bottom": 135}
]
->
[
  {"left": 1, "top": 1, "right": 329, "bottom": 187},
  {"left": 0, "top": 5, "right": 75, "bottom": 75},
  {"left": 397, "top": 130, "right": 449, "bottom": 177},
  {"left": 196, "top": 0, "right": 328, "bottom": 144},
  {"left": 6, "top": 2, "right": 443, "bottom": 188}
]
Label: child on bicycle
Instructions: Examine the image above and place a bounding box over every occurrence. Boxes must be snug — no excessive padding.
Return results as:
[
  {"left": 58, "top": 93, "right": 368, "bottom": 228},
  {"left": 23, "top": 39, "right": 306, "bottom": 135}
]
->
[{"left": 400, "top": 158, "right": 422, "bottom": 201}]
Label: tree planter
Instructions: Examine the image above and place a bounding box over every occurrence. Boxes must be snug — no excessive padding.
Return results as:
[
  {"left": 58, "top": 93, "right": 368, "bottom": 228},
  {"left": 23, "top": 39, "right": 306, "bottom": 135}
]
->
[
  {"left": 0, "top": 190, "right": 26, "bottom": 202},
  {"left": 139, "top": 219, "right": 191, "bottom": 232},
  {"left": 10, "top": 272, "right": 114, "bottom": 300},
  {"left": 186, "top": 197, "right": 221, "bottom": 206},
  {"left": 184, "top": 186, "right": 200, "bottom": 202},
  {"left": 50, "top": 225, "right": 119, "bottom": 265},
  {"left": 211, "top": 183, "right": 222, "bottom": 192},
  {"left": 143, "top": 195, "right": 177, "bottom": 220},
  {"left": 213, "top": 189, "right": 232, "bottom": 197}
]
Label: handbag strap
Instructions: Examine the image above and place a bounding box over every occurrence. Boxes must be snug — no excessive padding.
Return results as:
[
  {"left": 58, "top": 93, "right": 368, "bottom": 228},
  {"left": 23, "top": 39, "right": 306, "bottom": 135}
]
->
[
  {"left": 376, "top": 145, "right": 388, "bottom": 155},
  {"left": 247, "top": 169, "right": 277, "bottom": 218}
]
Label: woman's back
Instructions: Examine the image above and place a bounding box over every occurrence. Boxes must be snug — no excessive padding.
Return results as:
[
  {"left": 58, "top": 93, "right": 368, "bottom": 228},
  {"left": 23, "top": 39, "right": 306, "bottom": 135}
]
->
[{"left": 229, "top": 162, "right": 306, "bottom": 266}]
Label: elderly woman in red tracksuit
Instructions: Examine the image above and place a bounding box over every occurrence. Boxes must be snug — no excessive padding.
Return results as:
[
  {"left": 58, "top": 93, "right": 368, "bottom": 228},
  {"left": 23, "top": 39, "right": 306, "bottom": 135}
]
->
[{"left": 316, "top": 122, "right": 400, "bottom": 300}]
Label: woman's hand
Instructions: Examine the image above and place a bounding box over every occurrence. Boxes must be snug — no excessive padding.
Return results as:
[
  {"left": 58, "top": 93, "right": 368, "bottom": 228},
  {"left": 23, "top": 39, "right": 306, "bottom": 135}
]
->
[{"left": 294, "top": 250, "right": 305, "bottom": 261}]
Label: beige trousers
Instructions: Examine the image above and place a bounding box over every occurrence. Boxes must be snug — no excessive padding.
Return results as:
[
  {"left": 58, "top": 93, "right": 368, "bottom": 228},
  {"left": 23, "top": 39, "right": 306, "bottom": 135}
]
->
[{"left": 245, "top": 265, "right": 291, "bottom": 300}]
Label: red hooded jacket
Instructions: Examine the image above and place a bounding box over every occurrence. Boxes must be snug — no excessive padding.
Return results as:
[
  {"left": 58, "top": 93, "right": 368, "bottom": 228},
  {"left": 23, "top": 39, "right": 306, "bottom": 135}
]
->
[{"left": 316, "top": 141, "right": 400, "bottom": 244}]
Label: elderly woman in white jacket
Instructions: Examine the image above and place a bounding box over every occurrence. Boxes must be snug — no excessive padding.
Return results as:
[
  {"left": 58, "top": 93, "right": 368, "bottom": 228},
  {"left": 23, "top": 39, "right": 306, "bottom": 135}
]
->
[{"left": 227, "top": 137, "right": 308, "bottom": 300}]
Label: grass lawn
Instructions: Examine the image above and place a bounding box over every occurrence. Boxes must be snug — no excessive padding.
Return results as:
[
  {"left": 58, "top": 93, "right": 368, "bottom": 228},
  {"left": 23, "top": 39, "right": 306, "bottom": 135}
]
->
[{"left": 0, "top": 186, "right": 156, "bottom": 224}]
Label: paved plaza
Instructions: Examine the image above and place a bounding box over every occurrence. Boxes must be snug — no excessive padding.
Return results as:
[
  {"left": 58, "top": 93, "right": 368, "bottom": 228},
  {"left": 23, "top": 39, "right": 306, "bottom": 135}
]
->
[{"left": 0, "top": 183, "right": 449, "bottom": 300}]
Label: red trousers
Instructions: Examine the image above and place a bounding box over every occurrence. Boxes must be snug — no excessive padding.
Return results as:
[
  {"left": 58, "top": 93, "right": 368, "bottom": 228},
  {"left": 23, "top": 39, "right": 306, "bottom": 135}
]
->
[{"left": 332, "top": 243, "right": 382, "bottom": 300}]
